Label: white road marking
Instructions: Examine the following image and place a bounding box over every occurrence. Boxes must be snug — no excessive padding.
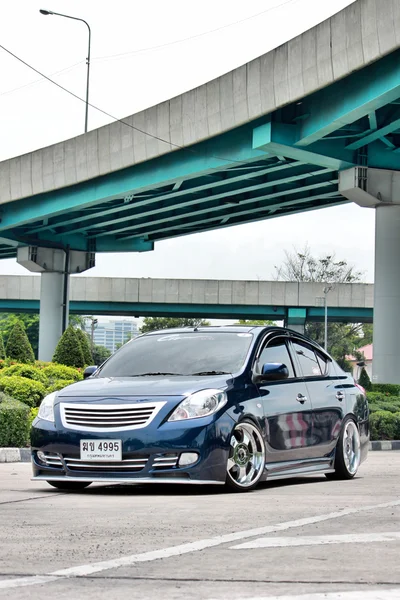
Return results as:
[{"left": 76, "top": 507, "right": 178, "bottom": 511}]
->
[
  {"left": 217, "top": 589, "right": 400, "bottom": 600},
  {"left": 1, "top": 499, "right": 400, "bottom": 590},
  {"left": 231, "top": 531, "right": 400, "bottom": 549}
]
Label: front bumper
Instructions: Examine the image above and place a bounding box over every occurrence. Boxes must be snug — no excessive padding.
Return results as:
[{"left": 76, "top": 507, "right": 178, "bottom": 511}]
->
[{"left": 31, "top": 412, "right": 234, "bottom": 485}]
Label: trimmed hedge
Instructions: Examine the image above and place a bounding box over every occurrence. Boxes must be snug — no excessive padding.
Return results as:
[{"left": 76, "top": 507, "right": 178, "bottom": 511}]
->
[
  {"left": 42, "top": 364, "right": 83, "bottom": 384},
  {"left": 370, "top": 383, "right": 400, "bottom": 396},
  {"left": 5, "top": 322, "right": 35, "bottom": 363},
  {"left": 0, "top": 376, "right": 46, "bottom": 407},
  {"left": 53, "top": 325, "right": 85, "bottom": 368},
  {"left": 370, "top": 410, "right": 400, "bottom": 441},
  {"left": 0, "top": 398, "right": 30, "bottom": 447},
  {"left": 0, "top": 364, "right": 48, "bottom": 384}
]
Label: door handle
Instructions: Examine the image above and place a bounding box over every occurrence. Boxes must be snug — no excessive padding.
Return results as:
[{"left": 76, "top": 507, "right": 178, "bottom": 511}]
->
[
  {"left": 296, "top": 393, "right": 307, "bottom": 404},
  {"left": 336, "top": 391, "right": 345, "bottom": 401}
]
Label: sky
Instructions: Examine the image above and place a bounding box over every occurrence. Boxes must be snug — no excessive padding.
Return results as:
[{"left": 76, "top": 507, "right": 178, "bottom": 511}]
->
[{"left": 0, "top": 0, "right": 375, "bottom": 285}]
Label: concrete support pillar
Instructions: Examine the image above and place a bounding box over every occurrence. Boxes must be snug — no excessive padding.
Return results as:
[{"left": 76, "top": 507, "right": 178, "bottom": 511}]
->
[
  {"left": 373, "top": 205, "right": 400, "bottom": 383},
  {"left": 339, "top": 167, "right": 400, "bottom": 383},
  {"left": 39, "top": 272, "right": 68, "bottom": 361},
  {"left": 286, "top": 308, "right": 306, "bottom": 335},
  {"left": 17, "top": 246, "right": 95, "bottom": 361}
]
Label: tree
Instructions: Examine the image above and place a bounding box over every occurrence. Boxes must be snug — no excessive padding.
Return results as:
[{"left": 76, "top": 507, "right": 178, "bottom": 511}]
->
[
  {"left": 0, "top": 333, "right": 6, "bottom": 360},
  {"left": 358, "top": 367, "right": 372, "bottom": 390},
  {"left": 274, "top": 245, "right": 363, "bottom": 283},
  {"left": 140, "top": 317, "right": 210, "bottom": 333},
  {"left": 92, "top": 344, "right": 111, "bottom": 366},
  {"left": 274, "top": 246, "right": 366, "bottom": 368},
  {"left": 0, "top": 313, "right": 39, "bottom": 358},
  {"left": 74, "top": 327, "right": 93, "bottom": 365},
  {"left": 5, "top": 322, "right": 35, "bottom": 363},
  {"left": 53, "top": 325, "right": 85, "bottom": 368}
]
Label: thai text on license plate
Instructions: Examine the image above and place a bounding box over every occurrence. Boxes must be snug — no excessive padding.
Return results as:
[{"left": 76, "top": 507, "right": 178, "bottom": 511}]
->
[{"left": 80, "top": 440, "right": 122, "bottom": 462}]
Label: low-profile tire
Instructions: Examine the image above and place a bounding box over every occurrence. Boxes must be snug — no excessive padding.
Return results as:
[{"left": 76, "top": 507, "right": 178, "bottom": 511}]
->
[
  {"left": 47, "top": 481, "right": 92, "bottom": 491},
  {"left": 226, "top": 419, "right": 266, "bottom": 492},
  {"left": 326, "top": 417, "right": 361, "bottom": 481}
]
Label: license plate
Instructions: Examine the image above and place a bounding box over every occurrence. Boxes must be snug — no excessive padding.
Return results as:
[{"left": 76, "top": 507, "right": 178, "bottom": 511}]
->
[{"left": 80, "top": 440, "right": 122, "bottom": 462}]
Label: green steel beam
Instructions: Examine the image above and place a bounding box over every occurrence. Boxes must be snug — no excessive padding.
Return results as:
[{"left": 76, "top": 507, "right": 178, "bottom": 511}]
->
[
  {"left": 119, "top": 188, "right": 340, "bottom": 242},
  {"left": 0, "top": 129, "right": 268, "bottom": 233},
  {"left": 29, "top": 159, "right": 292, "bottom": 235},
  {"left": 65, "top": 162, "right": 308, "bottom": 236},
  {"left": 0, "top": 299, "right": 372, "bottom": 323},
  {"left": 253, "top": 121, "right": 355, "bottom": 169},
  {"left": 345, "top": 117, "right": 400, "bottom": 150},
  {"left": 92, "top": 168, "right": 334, "bottom": 239},
  {"left": 297, "top": 50, "right": 400, "bottom": 146}
]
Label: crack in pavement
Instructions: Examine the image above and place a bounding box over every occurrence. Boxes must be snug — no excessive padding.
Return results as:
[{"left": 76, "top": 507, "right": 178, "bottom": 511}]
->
[{"left": 0, "top": 494, "right": 62, "bottom": 506}]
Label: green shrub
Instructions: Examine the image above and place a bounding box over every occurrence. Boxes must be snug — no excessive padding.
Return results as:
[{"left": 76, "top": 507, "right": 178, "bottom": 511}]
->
[
  {"left": 367, "top": 392, "right": 400, "bottom": 412},
  {"left": 370, "top": 383, "right": 400, "bottom": 396},
  {"left": 370, "top": 410, "right": 400, "bottom": 440},
  {"left": 75, "top": 328, "right": 93, "bottom": 365},
  {"left": 29, "top": 407, "right": 39, "bottom": 427},
  {"left": 0, "top": 334, "right": 5, "bottom": 360},
  {"left": 5, "top": 322, "right": 35, "bottom": 363},
  {"left": 358, "top": 367, "right": 372, "bottom": 391},
  {"left": 45, "top": 379, "right": 75, "bottom": 394},
  {"left": 42, "top": 364, "right": 82, "bottom": 383},
  {"left": 0, "top": 399, "right": 30, "bottom": 447},
  {"left": 53, "top": 325, "right": 85, "bottom": 368},
  {"left": 0, "top": 364, "right": 48, "bottom": 384},
  {"left": 0, "top": 376, "right": 46, "bottom": 408}
]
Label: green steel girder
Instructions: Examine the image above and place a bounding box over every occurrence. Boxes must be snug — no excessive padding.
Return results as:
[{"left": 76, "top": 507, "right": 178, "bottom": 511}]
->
[{"left": 296, "top": 50, "right": 400, "bottom": 146}]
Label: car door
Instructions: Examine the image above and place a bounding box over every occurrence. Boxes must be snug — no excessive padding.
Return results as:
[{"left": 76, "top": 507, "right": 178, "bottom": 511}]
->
[
  {"left": 289, "top": 337, "right": 344, "bottom": 456},
  {"left": 254, "top": 333, "right": 315, "bottom": 467}
]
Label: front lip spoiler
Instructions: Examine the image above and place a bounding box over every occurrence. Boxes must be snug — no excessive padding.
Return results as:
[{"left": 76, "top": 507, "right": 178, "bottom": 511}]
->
[{"left": 32, "top": 475, "right": 225, "bottom": 485}]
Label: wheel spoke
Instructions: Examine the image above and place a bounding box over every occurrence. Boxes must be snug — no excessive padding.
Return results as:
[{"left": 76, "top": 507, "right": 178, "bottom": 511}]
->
[
  {"left": 227, "top": 458, "right": 236, "bottom": 472},
  {"left": 230, "top": 436, "right": 238, "bottom": 449},
  {"left": 238, "top": 465, "right": 247, "bottom": 482},
  {"left": 242, "top": 431, "right": 251, "bottom": 447}
]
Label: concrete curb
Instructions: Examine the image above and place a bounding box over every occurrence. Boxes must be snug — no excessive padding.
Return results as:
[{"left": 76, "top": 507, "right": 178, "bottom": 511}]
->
[
  {"left": 0, "top": 448, "right": 31, "bottom": 463},
  {"left": 1, "top": 442, "right": 400, "bottom": 463}
]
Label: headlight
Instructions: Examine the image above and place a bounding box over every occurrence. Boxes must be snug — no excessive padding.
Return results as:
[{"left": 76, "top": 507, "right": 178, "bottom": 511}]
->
[
  {"left": 38, "top": 392, "right": 57, "bottom": 422},
  {"left": 168, "top": 389, "right": 227, "bottom": 421}
]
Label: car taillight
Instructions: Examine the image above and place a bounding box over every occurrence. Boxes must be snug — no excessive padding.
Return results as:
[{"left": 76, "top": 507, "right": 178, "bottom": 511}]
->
[{"left": 355, "top": 383, "right": 366, "bottom": 395}]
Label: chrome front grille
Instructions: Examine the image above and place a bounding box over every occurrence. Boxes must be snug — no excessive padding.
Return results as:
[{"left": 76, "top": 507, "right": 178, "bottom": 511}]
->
[
  {"left": 152, "top": 455, "right": 179, "bottom": 469},
  {"left": 60, "top": 402, "right": 166, "bottom": 432},
  {"left": 64, "top": 456, "right": 148, "bottom": 472}
]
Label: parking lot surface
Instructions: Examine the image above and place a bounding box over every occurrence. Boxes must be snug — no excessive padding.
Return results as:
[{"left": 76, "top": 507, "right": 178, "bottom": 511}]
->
[{"left": 0, "top": 453, "right": 400, "bottom": 600}]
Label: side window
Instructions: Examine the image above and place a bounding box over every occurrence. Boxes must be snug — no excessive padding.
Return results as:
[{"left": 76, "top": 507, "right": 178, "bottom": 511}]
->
[
  {"left": 257, "top": 337, "right": 295, "bottom": 378},
  {"left": 293, "top": 341, "right": 322, "bottom": 377}
]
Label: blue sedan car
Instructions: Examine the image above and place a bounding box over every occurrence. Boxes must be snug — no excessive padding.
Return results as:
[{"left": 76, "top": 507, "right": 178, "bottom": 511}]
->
[{"left": 31, "top": 326, "right": 369, "bottom": 492}]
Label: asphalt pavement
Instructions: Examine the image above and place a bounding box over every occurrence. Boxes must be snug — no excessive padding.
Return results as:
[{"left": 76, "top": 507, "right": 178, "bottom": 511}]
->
[{"left": 1, "top": 453, "right": 400, "bottom": 600}]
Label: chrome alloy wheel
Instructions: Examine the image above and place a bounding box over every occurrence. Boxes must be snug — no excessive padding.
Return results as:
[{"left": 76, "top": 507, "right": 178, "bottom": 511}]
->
[
  {"left": 226, "top": 421, "right": 266, "bottom": 489},
  {"left": 343, "top": 420, "right": 361, "bottom": 475}
]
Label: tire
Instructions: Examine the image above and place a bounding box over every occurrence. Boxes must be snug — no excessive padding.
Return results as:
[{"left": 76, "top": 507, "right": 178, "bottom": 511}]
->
[
  {"left": 47, "top": 481, "right": 92, "bottom": 491},
  {"left": 326, "top": 417, "right": 361, "bottom": 480},
  {"left": 226, "top": 419, "right": 266, "bottom": 492}
]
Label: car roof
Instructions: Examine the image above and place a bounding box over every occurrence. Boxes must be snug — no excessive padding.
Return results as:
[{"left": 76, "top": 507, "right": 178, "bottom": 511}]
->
[{"left": 144, "top": 325, "right": 278, "bottom": 335}]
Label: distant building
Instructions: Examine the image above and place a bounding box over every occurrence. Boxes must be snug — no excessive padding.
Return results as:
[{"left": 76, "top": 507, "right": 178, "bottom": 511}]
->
[
  {"left": 85, "top": 319, "right": 139, "bottom": 354},
  {"left": 346, "top": 344, "right": 373, "bottom": 381}
]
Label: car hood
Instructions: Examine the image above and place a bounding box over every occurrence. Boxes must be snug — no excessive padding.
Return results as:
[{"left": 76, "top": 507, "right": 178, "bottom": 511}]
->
[{"left": 55, "top": 375, "right": 233, "bottom": 399}]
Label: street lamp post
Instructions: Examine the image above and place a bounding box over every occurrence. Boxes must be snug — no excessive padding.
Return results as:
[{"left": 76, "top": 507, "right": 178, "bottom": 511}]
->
[
  {"left": 40, "top": 9, "right": 91, "bottom": 133},
  {"left": 323, "top": 285, "right": 333, "bottom": 351}
]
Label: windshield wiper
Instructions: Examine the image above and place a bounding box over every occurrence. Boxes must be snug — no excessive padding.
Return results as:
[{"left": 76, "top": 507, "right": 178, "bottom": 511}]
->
[
  {"left": 130, "top": 372, "right": 184, "bottom": 377},
  {"left": 190, "top": 371, "right": 231, "bottom": 376}
]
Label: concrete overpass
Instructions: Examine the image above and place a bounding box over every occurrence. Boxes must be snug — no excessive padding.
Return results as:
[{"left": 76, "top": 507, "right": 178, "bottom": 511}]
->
[
  {"left": 0, "top": 0, "right": 399, "bottom": 380},
  {"left": 0, "top": 275, "right": 373, "bottom": 326}
]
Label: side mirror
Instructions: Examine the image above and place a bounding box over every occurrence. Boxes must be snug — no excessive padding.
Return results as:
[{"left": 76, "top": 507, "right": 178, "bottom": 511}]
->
[
  {"left": 255, "top": 362, "right": 289, "bottom": 383},
  {"left": 83, "top": 365, "right": 98, "bottom": 379}
]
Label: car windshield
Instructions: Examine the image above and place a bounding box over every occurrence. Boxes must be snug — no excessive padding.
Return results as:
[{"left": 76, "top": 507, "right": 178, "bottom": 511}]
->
[{"left": 98, "top": 331, "right": 253, "bottom": 377}]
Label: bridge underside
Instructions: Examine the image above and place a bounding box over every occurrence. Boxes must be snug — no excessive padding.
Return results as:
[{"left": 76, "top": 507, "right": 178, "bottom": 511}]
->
[{"left": 1, "top": 50, "right": 400, "bottom": 259}]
